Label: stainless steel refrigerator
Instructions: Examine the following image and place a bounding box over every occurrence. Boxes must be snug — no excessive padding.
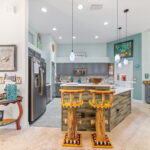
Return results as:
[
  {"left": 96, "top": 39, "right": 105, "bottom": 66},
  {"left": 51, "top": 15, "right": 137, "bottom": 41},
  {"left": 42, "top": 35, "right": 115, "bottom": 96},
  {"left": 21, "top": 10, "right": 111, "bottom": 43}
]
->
[{"left": 28, "top": 50, "right": 47, "bottom": 124}]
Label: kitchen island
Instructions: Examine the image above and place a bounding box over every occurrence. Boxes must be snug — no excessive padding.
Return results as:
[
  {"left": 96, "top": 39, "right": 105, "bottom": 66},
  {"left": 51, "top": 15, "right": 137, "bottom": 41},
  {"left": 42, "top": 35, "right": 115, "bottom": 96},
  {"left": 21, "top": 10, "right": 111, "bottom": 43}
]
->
[{"left": 61, "top": 83, "right": 132, "bottom": 132}]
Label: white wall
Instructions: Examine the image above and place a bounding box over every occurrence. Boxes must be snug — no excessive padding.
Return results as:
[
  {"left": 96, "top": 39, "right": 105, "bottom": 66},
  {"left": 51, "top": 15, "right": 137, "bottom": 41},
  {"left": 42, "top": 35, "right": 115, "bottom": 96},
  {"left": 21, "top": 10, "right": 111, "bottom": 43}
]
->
[
  {"left": 142, "top": 31, "right": 150, "bottom": 99},
  {"left": 0, "top": 0, "right": 28, "bottom": 128},
  {"left": 57, "top": 43, "right": 107, "bottom": 58}
]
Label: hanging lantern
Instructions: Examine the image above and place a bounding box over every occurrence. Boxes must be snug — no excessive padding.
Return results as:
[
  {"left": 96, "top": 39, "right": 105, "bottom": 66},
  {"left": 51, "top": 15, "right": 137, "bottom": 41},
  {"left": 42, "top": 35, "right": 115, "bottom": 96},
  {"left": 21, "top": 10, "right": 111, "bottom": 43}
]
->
[
  {"left": 115, "top": 54, "right": 120, "bottom": 63},
  {"left": 118, "top": 62, "right": 122, "bottom": 68},
  {"left": 70, "top": 50, "right": 75, "bottom": 61},
  {"left": 123, "top": 58, "right": 128, "bottom": 65}
]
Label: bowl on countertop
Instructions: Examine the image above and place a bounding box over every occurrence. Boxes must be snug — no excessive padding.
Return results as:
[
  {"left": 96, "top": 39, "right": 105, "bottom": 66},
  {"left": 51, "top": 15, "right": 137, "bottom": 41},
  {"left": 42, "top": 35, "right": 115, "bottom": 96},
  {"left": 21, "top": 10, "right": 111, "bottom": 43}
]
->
[{"left": 89, "top": 78, "right": 103, "bottom": 84}]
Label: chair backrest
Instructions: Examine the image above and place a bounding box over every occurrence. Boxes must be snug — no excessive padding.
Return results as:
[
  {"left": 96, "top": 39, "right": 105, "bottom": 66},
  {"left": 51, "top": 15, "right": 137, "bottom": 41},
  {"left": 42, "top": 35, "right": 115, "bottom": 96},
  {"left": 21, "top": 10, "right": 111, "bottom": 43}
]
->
[
  {"left": 60, "top": 89, "right": 85, "bottom": 107},
  {"left": 89, "top": 90, "right": 115, "bottom": 108}
]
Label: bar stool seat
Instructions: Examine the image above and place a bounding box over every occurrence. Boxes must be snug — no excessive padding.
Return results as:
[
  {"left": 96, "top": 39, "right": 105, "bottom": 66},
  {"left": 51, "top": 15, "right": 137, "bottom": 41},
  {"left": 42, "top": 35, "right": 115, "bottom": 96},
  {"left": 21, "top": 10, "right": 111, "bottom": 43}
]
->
[
  {"left": 89, "top": 90, "right": 115, "bottom": 148},
  {"left": 60, "top": 89, "right": 85, "bottom": 147}
]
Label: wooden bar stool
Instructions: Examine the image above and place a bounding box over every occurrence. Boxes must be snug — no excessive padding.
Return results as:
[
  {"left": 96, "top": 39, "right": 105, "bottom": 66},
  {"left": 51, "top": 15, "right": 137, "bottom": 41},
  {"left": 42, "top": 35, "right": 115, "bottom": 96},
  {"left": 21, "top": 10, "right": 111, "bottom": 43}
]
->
[
  {"left": 60, "top": 89, "right": 84, "bottom": 147},
  {"left": 89, "top": 90, "right": 115, "bottom": 148}
]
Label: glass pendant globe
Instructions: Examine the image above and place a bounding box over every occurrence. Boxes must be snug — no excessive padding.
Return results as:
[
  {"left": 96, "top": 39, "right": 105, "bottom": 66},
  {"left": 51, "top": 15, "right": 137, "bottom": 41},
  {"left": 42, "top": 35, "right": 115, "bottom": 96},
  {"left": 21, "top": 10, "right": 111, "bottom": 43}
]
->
[
  {"left": 118, "top": 62, "right": 122, "bottom": 68},
  {"left": 123, "top": 58, "right": 128, "bottom": 65},
  {"left": 115, "top": 54, "right": 120, "bottom": 63},
  {"left": 70, "top": 51, "right": 75, "bottom": 61}
]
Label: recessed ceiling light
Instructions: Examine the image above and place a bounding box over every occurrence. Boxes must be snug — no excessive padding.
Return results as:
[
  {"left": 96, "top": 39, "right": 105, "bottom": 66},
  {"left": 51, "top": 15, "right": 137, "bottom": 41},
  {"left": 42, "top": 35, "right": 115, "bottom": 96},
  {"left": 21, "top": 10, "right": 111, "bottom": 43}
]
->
[
  {"left": 73, "top": 36, "right": 76, "bottom": 39},
  {"left": 52, "top": 27, "right": 57, "bottom": 31},
  {"left": 59, "top": 36, "right": 62, "bottom": 39},
  {"left": 104, "top": 21, "right": 109, "bottom": 26},
  {"left": 94, "top": 35, "right": 99, "bottom": 39},
  {"left": 78, "top": 4, "right": 83, "bottom": 10},
  {"left": 41, "top": 7, "right": 47, "bottom": 13}
]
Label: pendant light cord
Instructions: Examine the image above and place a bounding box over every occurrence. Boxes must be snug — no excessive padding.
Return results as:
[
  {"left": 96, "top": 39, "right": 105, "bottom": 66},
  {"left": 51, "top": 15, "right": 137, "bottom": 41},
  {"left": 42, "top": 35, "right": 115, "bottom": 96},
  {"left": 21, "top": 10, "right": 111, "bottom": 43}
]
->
[
  {"left": 72, "top": 0, "right": 74, "bottom": 52},
  {"left": 117, "top": 0, "right": 119, "bottom": 41},
  {"left": 126, "top": 11, "right": 128, "bottom": 42}
]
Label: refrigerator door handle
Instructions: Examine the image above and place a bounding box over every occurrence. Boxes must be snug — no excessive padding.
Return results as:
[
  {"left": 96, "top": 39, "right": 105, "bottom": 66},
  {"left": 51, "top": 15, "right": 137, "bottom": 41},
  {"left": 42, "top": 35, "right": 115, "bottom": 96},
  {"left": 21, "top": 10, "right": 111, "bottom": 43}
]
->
[{"left": 40, "top": 68, "right": 44, "bottom": 96}]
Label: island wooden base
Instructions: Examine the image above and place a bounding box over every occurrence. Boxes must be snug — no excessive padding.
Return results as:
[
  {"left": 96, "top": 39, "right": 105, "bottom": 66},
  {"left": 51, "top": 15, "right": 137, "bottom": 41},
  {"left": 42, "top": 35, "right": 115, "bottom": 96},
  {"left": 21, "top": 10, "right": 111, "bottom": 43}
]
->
[
  {"left": 61, "top": 86, "right": 131, "bottom": 132},
  {"left": 62, "top": 133, "right": 82, "bottom": 147},
  {"left": 91, "top": 133, "right": 113, "bottom": 148}
]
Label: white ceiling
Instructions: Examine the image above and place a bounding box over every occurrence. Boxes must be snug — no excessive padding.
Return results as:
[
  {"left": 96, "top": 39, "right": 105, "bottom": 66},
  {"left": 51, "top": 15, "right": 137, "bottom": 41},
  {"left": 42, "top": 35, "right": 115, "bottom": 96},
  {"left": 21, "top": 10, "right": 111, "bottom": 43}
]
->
[{"left": 29, "top": 0, "right": 150, "bottom": 44}]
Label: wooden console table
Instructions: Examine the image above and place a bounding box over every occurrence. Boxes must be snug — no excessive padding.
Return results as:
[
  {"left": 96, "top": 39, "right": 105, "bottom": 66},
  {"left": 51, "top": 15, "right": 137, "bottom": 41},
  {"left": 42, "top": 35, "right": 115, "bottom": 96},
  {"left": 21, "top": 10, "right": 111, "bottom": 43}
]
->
[{"left": 0, "top": 96, "right": 23, "bottom": 130}]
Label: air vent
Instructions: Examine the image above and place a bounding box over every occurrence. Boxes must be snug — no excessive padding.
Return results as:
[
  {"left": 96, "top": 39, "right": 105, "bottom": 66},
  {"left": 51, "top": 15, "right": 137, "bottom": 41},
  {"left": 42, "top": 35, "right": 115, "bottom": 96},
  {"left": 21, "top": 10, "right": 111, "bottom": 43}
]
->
[{"left": 90, "top": 4, "right": 103, "bottom": 10}]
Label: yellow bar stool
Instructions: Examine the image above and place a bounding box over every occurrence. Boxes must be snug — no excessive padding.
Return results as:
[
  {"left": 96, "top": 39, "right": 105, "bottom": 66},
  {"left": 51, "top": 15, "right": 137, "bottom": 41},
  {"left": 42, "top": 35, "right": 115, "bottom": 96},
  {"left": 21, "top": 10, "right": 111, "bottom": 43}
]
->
[
  {"left": 60, "top": 89, "right": 85, "bottom": 147},
  {"left": 89, "top": 90, "right": 115, "bottom": 148}
]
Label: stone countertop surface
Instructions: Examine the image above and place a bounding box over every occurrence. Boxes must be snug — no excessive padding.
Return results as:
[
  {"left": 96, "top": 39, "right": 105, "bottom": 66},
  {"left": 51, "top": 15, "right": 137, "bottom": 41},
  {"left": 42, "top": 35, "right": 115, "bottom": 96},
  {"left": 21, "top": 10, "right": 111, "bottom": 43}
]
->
[
  {"left": 60, "top": 83, "right": 133, "bottom": 95},
  {"left": 113, "top": 87, "right": 133, "bottom": 95},
  {"left": 60, "top": 83, "right": 115, "bottom": 88}
]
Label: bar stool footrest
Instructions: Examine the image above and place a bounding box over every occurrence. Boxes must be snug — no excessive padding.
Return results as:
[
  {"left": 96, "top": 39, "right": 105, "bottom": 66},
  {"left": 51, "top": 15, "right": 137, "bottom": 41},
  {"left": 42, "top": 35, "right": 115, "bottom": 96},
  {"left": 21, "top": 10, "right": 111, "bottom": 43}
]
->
[
  {"left": 62, "top": 133, "right": 82, "bottom": 147},
  {"left": 91, "top": 133, "right": 113, "bottom": 148}
]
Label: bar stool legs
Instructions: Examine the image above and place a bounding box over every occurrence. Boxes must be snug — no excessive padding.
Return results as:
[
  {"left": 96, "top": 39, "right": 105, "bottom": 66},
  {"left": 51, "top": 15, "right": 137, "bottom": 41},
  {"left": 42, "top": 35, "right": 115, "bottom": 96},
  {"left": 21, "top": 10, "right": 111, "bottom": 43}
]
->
[
  {"left": 60, "top": 89, "right": 84, "bottom": 147},
  {"left": 67, "top": 108, "right": 77, "bottom": 139},
  {"left": 96, "top": 108, "right": 105, "bottom": 141},
  {"left": 89, "top": 90, "right": 115, "bottom": 148}
]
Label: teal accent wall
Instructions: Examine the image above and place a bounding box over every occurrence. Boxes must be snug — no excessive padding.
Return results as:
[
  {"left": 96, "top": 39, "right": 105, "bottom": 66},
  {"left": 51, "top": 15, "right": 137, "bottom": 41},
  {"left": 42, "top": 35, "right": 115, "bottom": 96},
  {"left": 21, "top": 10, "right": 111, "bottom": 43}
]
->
[{"left": 107, "top": 33, "right": 142, "bottom": 100}]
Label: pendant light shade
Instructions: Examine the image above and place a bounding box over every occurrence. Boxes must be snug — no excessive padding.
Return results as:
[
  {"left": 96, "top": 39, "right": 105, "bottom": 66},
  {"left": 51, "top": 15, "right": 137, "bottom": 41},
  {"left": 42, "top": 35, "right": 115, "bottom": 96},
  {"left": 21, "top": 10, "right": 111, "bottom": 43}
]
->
[
  {"left": 123, "top": 58, "right": 128, "bottom": 65},
  {"left": 69, "top": 0, "right": 75, "bottom": 61},
  {"left": 118, "top": 62, "right": 122, "bottom": 68},
  {"left": 115, "top": 54, "right": 120, "bottom": 63},
  {"left": 70, "top": 50, "right": 75, "bottom": 61}
]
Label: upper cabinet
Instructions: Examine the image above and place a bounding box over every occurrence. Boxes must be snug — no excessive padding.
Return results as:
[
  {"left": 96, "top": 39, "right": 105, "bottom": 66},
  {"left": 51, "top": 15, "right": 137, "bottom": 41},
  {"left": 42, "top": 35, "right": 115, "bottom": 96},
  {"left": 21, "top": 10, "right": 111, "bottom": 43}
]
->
[{"left": 56, "top": 63, "right": 109, "bottom": 76}]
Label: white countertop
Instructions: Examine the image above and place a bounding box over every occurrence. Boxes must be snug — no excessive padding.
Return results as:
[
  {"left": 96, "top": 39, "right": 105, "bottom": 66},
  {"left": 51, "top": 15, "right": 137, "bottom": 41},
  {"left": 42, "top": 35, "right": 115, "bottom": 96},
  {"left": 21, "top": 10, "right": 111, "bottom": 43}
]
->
[
  {"left": 60, "top": 83, "right": 133, "bottom": 95},
  {"left": 60, "top": 83, "right": 115, "bottom": 88},
  {"left": 113, "top": 87, "right": 133, "bottom": 95}
]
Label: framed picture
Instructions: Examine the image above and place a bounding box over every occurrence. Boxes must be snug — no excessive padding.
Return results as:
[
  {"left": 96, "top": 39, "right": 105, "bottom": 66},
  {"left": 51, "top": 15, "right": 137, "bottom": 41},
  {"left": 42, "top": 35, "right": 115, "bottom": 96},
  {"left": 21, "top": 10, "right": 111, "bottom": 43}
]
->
[
  {"left": 114, "top": 40, "right": 133, "bottom": 58},
  {"left": 0, "top": 45, "right": 17, "bottom": 72},
  {"left": 0, "top": 110, "right": 4, "bottom": 121}
]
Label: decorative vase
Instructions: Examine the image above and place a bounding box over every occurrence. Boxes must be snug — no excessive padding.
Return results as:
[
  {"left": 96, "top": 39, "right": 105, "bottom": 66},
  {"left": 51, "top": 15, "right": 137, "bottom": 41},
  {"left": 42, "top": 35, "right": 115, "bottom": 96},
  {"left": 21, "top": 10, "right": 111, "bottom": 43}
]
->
[{"left": 6, "top": 84, "right": 17, "bottom": 100}]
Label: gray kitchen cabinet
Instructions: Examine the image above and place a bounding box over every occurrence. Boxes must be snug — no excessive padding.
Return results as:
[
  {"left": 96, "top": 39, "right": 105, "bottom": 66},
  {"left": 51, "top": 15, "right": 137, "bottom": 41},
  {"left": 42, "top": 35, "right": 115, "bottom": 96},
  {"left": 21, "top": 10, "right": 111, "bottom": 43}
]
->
[
  {"left": 55, "top": 83, "right": 61, "bottom": 97},
  {"left": 56, "top": 63, "right": 109, "bottom": 76},
  {"left": 57, "top": 63, "right": 73, "bottom": 75},
  {"left": 46, "top": 85, "right": 51, "bottom": 104},
  {"left": 145, "top": 84, "right": 150, "bottom": 104}
]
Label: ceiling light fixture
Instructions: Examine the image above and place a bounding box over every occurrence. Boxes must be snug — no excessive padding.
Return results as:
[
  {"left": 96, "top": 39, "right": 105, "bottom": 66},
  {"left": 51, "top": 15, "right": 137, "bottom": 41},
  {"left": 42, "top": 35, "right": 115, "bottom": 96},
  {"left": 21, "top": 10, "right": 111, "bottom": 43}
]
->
[
  {"left": 104, "top": 22, "right": 109, "bottom": 26},
  {"left": 123, "top": 9, "right": 130, "bottom": 66},
  {"left": 41, "top": 7, "right": 47, "bottom": 13},
  {"left": 78, "top": 4, "right": 83, "bottom": 10},
  {"left": 94, "top": 35, "right": 99, "bottom": 39},
  {"left": 52, "top": 27, "right": 57, "bottom": 31},
  {"left": 115, "top": 0, "right": 121, "bottom": 63}
]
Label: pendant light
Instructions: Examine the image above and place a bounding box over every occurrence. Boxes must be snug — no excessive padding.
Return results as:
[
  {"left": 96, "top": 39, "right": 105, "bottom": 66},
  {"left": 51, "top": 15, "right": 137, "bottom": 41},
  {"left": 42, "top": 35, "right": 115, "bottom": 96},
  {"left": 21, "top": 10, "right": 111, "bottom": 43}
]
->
[
  {"left": 115, "top": 0, "right": 121, "bottom": 63},
  {"left": 123, "top": 9, "right": 129, "bottom": 66},
  {"left": 70, "top": 0, "right": 75, "bottom": 61}
]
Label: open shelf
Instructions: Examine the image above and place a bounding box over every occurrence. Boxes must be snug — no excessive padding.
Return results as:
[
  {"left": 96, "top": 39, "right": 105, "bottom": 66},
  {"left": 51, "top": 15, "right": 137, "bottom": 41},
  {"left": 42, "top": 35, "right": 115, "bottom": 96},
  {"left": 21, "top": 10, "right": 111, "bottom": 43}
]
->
[{"left": 0, "top": 119, "right": 16, "bottom": 127}]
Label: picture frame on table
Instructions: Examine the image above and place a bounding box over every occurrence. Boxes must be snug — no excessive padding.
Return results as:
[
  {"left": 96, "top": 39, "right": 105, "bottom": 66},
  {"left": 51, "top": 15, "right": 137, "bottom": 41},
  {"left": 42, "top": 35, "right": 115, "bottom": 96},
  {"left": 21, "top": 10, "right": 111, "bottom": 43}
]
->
[{"left": 0, "top": 45, "right": 17, "bottom": 72}]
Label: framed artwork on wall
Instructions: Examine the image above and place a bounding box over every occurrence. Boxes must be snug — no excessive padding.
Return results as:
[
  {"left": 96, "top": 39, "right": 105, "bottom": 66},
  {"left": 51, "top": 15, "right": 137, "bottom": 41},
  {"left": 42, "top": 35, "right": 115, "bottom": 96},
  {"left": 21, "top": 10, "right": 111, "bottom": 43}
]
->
[
  {"left": 114, "top": 40, "right": 133, "bottom": 58},
  {"left": 0, "top": 45, "right": 17, "bottom": 72}
]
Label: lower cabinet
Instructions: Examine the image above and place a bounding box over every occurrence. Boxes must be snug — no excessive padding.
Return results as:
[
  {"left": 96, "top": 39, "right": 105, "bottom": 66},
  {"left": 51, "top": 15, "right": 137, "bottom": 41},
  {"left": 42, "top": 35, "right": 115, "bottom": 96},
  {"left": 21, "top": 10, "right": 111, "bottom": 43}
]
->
[
  {"left": 55, "top": 83, "right": 61, "bottom": 97},
  {"left": 108, "top": 91, "right": 131, "bottom": 131},
  {"left": 46, "top": 85, "right": 51, "bottom": 104},
  {"left": 145, "top": 84, "right": 150, "bottom": 104}
]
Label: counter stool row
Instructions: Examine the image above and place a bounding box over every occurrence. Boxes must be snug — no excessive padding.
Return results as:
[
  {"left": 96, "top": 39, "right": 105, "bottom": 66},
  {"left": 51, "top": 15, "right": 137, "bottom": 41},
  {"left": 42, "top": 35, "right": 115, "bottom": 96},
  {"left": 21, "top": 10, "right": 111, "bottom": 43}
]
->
[{"left": 60, "top": 89, "right": 115, "bottom": 148}]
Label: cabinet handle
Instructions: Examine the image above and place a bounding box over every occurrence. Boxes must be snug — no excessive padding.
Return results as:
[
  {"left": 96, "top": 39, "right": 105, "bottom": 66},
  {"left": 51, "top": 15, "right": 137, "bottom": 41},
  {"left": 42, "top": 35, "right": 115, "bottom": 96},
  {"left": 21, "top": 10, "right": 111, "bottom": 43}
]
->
[{"left": 116, "top": 109, "right": 120, "bottom": 113}]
